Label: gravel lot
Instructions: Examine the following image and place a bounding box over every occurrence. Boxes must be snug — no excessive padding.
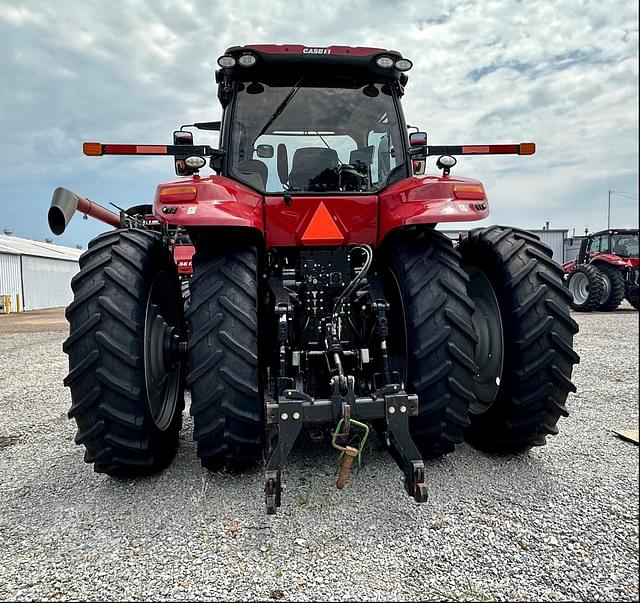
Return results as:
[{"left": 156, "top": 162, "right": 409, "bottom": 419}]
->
[{"left": 0, "top": 306, "right": 638, "bottom": 601}]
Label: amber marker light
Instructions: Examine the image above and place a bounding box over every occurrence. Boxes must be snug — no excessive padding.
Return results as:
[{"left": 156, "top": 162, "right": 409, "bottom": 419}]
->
[
  {"left": 453, "top": 184, "right": 485, "bottom": 200},
  {"left": 158, "top": 185, "right": 197, "bottom": 203},
  {"left": 83, "top": 142, "right": 103, "bottom": 156},
  {"left": 519, "top": 142, "right": 536, "bottom": 155}
]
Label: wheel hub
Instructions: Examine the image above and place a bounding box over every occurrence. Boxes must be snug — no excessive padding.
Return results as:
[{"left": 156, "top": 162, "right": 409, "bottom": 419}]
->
[
  {"left": 143, "top": 272, "right": 182, "bottom": 431},
  {"left": 466, "top": 267, "right": 504, "bottom": 411},
  {"left": 568, "top": 272, "right": 589, "bottom": 305}
]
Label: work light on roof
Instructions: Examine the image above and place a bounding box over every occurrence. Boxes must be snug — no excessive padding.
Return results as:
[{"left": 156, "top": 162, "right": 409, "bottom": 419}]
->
[
  {"left": 217, "top": 55, "right": 236, "bottom": 68},
  {"left": 394, "top": 58, "right": 413, "bottom": 71},
  {"left": 238, "top": 53, "right": 257, "bottom": 67},
  {"left": 375, "top": 55, "right": 394, "bottom": 68}
]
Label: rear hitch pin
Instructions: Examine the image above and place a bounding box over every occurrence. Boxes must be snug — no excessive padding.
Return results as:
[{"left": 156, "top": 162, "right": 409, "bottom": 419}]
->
[{"left": 331, "top": 417, "right": 369, "bottom": 490}]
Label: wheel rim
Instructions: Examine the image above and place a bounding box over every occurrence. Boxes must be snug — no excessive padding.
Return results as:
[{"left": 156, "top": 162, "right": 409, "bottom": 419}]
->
[
  {"left": 600, "top": 272, "right": 611, "bottom": 301},
  {"left": 384, "top": 269, "right": 408, "bottom": 389},
  {"left": 144, "top": 270, "right": 181, "bottom": 431},
  {"left": 466, "top": 266, "right": 504, "bottom": 411},
  {"left": 568, "top": 272, "right": 589, "bottom": 305}
]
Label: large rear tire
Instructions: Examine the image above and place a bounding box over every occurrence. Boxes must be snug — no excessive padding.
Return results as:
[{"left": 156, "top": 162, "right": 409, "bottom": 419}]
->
[
  {"left": 384, "top": 230, "right": 476, "bottom": 458},
  {"left": 186, "top": 244, "right": 264, "bottom": 470},
  {"left": 65, "top": 229, "right": 185, "bottom": 474},
  {"left": 596, "top": 263, "right": 625, "bottom": 311},
  {"left": 626, "top": 284, "right": 640, "bottom": 309},
  {"left": 458, "top": 226, "right": 580, "bottom": 452},
  {"left": 567, "top": 264, "right": 605, "bottom": 311}
]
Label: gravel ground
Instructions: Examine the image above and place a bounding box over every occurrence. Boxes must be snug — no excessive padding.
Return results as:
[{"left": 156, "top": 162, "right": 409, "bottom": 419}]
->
[{"left": 0, "top": 307, "right": 638, "bottom": 602}]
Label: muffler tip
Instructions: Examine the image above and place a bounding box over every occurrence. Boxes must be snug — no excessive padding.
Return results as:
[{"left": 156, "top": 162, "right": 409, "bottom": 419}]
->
[
  {"left": 48, "top": 187, "right": 79, "bottom": 236},
  {"left": 48, "top": 206, "right": 66, "bottom": 235}
]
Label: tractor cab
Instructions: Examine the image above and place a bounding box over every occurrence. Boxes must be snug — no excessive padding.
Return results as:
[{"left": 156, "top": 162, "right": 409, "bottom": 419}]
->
[
  {"left": 214, "top": 45, "right": 412, "bottom": 194},
  {"left": 578, "top": 229, "right": 640, "bottom": 263}
]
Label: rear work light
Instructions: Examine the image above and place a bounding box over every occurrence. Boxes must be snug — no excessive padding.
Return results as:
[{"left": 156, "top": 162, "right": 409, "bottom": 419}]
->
[
  {"left": 375, "top": 56, "right": 394, "bottom": 68},
  {"left": 238, "top": 53, "right": 257, "bottom": 67},
  {"left": 394, "top": 58, "right": 412, "bottom": 71},
  {"left": 185, "top": 156, "right": 206, "bottom": 169},
  {"left": 217, "top": 55, "right": 236, "bottom": 68}
]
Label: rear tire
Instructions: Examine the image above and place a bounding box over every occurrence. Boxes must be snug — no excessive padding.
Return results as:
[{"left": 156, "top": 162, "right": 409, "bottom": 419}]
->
[
  {"left": 187, "top": 244, "right": 264, "bottom": 470},
  {"left": 384, "top": 230, "right": 476, "bottom": 458},
  {"left": 567, "top": 264, "right": 605, "bottom": 311},
  {"left": 458, "top": 226, "right": 580, "bottom": 452},
  {"left": 64, "top": 229, "right": 185, "bottom": 474},
  {"left": 626, "top": 285, "right": 640, "bottom": 309},
  {"left": 596, "top": 263, "right": 625, "bottom": 311}
]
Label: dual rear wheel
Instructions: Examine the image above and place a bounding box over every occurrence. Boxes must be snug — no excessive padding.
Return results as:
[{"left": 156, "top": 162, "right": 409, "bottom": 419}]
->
[
  {"left": 385, "top": 226, "right": 579, "bottom": 456},
  {"left": 567, "top": 263, "right": 627, "bottom": 311}
]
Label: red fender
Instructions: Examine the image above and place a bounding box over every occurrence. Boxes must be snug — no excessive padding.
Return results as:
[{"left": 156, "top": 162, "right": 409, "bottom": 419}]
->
[
  {"left": 153, "top": 174, "right": 264, "bottom": 234},
  {"left": 377, "top": 174, "right": 489, "bottom": 244},
  {"left": 591, "top": 253, "right": 635, "bottom": 268}
]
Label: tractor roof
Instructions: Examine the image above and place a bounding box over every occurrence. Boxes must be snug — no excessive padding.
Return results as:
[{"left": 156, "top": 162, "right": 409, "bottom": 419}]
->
[
  {"left": 215, "top": 44, "right": 412, "bottom": 87},
  {"left": 591, "top": 228, "right": 639, "bottom": 237}
]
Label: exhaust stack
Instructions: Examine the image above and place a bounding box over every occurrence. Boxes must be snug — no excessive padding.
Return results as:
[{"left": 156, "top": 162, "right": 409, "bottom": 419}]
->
[{"left": 48, "top": 187, "right": 121, "bottom": 235}]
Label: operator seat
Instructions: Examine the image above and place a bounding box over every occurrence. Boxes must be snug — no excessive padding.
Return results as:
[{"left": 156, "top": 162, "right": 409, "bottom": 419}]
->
[
  {"left": 237, "top": 159, "right": 268, "bottom": 190},
  {"left": 613, "top": 243, "right": 628, "bottom": 256},
  {"left": 288, "top": 147, "right": 340, "bottom": 191}
]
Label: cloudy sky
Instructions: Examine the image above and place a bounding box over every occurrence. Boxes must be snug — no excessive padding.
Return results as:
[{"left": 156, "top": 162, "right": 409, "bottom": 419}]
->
[{"left": 0, "top": 0, "right": 637, "bottom": 248}]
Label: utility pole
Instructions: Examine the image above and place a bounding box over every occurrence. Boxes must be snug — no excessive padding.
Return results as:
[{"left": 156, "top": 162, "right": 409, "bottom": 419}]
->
[{"left": 607, "top": 190, "right": 638, "bottom": 230}]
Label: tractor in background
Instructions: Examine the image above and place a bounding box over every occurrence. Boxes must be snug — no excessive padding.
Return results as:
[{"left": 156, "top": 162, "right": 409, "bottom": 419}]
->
[{"left": 564, "top": 229, "right": 639, "bottom": 311}]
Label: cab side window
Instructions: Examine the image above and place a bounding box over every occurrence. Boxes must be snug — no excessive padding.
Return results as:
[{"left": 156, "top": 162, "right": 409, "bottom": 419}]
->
[{"left": 589, "top": 236, "right": 601, "bottom": 254}]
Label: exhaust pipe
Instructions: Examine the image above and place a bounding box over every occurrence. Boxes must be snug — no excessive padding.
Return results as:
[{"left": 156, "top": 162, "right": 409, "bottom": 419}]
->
[{"left": 48, "top": 187, "right": 122, "bottom": 235}]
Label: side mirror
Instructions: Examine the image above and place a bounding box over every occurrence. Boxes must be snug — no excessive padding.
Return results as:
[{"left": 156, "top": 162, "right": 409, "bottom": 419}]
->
[
  {"left": 174, "top": 130, "right": 194, "bottom": 176},
  {"left": 256, "top": 144, "right": 274, "bottom": 159},
  {"left": 409, "top": 131, "right": 427, "bottom": 146}
]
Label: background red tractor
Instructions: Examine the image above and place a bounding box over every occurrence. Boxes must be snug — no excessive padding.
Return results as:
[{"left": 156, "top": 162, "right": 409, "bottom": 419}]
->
[
  {"left": 48, "top": 45, "right": 579, "bottom": 513},
  {"left": 563, "top": 229, "right": 639, "bottom": 311}
]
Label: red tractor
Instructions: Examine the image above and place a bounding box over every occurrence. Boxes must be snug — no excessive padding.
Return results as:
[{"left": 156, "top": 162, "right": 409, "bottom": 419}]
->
[
  {"left": 563, "top": 229, "right": 639, "bottom": 311},
  {"left": 48, "top": 45, "right": 579, "bottom": 513}
]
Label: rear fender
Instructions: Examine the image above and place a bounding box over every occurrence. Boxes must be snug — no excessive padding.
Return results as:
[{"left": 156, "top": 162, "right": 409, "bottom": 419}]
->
[
  {"left": 153, "top": 175, "right": 264, "bottom": 234},
  {"left": 378, "top": 175, "right": 489, "bottom": 244},
  {"left": 591, "top": 254, "right": 633, "bottom": 268}
]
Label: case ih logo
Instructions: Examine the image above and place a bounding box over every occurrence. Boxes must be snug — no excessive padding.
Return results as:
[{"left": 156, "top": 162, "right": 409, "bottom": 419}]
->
[{"left": 303, "top": 47, "right": 331, "bottom": 54}]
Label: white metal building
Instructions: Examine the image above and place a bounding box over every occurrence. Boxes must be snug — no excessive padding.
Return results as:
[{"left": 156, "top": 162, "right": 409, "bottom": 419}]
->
[
  {"left": 439, "top": 228, "right": 568, "bottom": 264},
  {"left": 0, "top": 234, "right": 82, "bottom": 311}
]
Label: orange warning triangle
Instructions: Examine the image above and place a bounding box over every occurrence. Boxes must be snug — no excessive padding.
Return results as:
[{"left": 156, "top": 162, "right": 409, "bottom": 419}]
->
[{"left": 301, "top": 202, "right": 344, "bottom": 244}]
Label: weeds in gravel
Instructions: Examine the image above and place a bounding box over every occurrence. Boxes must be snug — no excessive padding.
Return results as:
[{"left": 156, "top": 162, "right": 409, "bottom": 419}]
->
[
  {"left": 191, "top": 477, "right": 209, "bottom": 507},
  {"left": 297, "top": 490, "right": 311, "bottom": 507}
]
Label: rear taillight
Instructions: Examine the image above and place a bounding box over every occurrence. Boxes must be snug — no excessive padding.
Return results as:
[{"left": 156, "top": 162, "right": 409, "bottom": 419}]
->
[
  {"left": 159, "top": 185, "right": 197, "bottom": 203},
  {"left": 453, "top": 184, "right": 485, "bottom": 200}
]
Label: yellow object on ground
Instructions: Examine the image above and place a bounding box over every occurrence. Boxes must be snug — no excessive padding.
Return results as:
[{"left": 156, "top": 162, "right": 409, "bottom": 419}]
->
[
  {"left": 1, "top": 294, "right": 11, "bottom": 314},
  {"left": 611, "top": 429, "right": 639, "bottom": 445}
]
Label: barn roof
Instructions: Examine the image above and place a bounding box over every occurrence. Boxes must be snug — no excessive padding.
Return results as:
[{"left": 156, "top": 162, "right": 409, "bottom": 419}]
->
[{"left": 0, "top": 234, "right": 82, "bottom": 261}]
